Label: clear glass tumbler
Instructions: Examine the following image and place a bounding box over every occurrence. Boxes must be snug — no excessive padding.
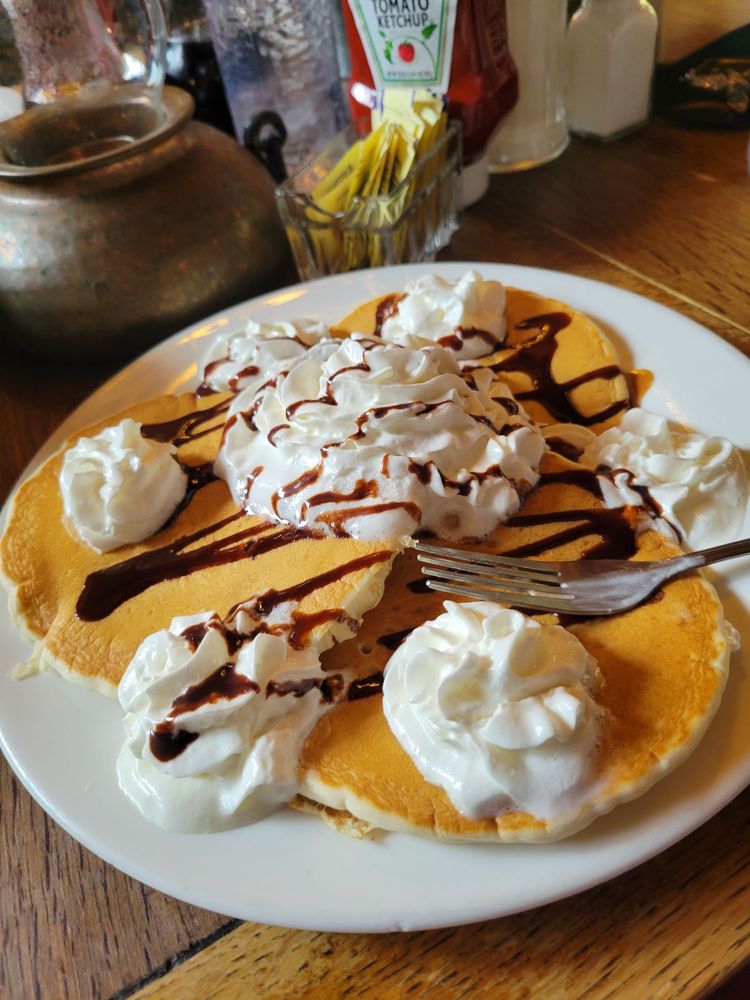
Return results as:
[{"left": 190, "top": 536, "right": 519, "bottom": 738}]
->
[
  {"left": 202, "top": 0, "right": 348, "bottom": 176},
  {"left": 488, "top": 0, "right": 569, "bottom": 172}
]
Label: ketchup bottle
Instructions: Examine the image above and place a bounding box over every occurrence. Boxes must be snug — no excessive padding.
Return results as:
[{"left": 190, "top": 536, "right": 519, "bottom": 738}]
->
[{"left": 341, "top": 0, "right": 518, "bottom": 164}]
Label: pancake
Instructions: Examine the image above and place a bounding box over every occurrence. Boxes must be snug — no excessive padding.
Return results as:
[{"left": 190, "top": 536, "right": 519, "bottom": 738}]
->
[
  {"left": 0, "top": 392, "right": 397, "bottom": 694},
  {"left": 297, "top": 453, "right": 732, "bottom": 842},
  {"left": 333, "top": 287, "right": 634, "bottom": 430}
]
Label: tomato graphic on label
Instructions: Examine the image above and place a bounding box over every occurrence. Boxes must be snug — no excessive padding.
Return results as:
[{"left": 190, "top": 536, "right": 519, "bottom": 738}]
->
[
  {"left": 380, "top": 23, "right": 438, "bottom": 71},
  {"left": 398, "top": 42, "right": 415, "bottom": 63}
]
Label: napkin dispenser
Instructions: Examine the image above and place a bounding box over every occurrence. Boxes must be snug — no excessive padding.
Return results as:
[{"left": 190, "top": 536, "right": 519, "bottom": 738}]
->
[{"left": 0, "top": 85, "right": 290, "bottom": 360}]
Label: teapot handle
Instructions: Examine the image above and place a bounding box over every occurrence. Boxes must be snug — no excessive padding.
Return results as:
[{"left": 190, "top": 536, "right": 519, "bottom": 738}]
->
[{"left": 244, "top": 111, "right": 288, "bottom": 183}]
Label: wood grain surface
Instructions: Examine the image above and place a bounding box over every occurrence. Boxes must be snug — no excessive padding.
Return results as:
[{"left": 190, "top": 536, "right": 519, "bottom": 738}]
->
[
  {"left": 128, "top": 787, "right": 750, "bottom": 1000},
  {"left": 2, "top": 117, "right": 750, "bottom": 1000}
]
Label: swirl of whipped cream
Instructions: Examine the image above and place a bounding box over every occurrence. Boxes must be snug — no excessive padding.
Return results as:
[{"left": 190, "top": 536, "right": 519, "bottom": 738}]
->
[
  {"left": 383, "top": 602, "right": 602, "bottom": 820},
  {"left": 545, "top": 409, "right": 748, "bottom": 549},
  {"left": 117, "top": 612, "right": 329, "bottom": 831},
  {"left": 59, "top": 418, "right": 187, "bottom": 553},
  {"left": 379, "top": 270, "right": 506, "bottom": 360},
  {"left": 198, "top": 317, "right": 328, "bottom": 394},
  {"left": 215, "top": 336, "right": 544, "bottom": 542}
]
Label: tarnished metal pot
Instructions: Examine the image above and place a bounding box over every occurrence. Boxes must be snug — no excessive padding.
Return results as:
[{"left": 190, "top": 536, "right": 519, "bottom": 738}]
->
[{"left": 0, "top": 86, "right": 290, "bottom": 359}]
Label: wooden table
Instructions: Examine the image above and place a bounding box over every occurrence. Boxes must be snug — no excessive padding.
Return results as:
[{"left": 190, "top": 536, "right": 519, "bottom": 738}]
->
[{"left": 2, "top": 118, "right": 750, "bottom": 1000}]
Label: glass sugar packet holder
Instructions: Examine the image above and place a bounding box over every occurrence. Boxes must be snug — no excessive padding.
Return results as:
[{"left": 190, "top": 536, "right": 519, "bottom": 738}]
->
[{"left": 275, "top": 119, "right": 462, "bottom": 280}]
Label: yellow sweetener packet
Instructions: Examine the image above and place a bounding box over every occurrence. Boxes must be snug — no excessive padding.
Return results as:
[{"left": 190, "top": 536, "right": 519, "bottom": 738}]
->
[
  {"left": 302, "top": 87, "right": 449, "bottom": 273},
  {"left": 366, "top": 124, "right": 408, "bottom": 265},
  {"left": 307, "top": 140, "right": 362, "bottom": 272},
  {"left": 309, "top": 128, "right": 382, "bottom": 272},
  {"left": 342, "top": 123, "right": 393, "bottom": 269}
]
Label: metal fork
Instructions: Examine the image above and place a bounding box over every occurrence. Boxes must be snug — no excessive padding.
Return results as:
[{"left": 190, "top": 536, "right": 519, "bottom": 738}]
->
[{"left": 415, "top": 537, "right": 750, "bottom": 616}]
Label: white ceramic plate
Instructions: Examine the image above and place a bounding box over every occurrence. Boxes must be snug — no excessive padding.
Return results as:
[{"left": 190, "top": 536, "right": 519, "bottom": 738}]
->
[{"left": 2, "top": 263, "right": 750, "bottom": 933}]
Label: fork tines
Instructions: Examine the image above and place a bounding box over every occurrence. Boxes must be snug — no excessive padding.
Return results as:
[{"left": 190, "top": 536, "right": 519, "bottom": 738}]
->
[{"left": 414, "top": 542, "right": 574, "bottom": 614}]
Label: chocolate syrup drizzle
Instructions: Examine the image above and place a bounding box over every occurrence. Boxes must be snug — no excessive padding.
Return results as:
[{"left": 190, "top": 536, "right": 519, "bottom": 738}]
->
[
  {"left": 373, "top": 293, "right": 500, "bottom": 358},
  {"left": 149, "top": 668, "right": 385, "bottom": 761},
  {"left": 377, "top": 626, "right": 415, "bottom": 651},
  {"left": 438, "top": 326, "right": 502, "bottom": 355},
  {"left": 279, "top": 345, "right": 378, "bottom": 423},
  {"left": 373, "top": 293, "right": 404, "bottom": 336},
  {"left": 316, "top": 502, "right": 421, "bottom": 537},
  {"left": 140, "top": 397, "right": 231, "bottom": 447},
  {"left": 76, "top": 518, "right": 314, "bottom": 621},
  {"left": 158, "top": 461, "right": 217, "bottom": 531},
  {"left": 501, "top": 469, "right": 639, "bottom": 560},
  {"left": 481, "top": 313, "right": 630, "bottom": 426},
  {"left": 243, "top": 549, "right": 392, "bottom": 619},
  {"left": 545, "top": 436, "right": 584, "bottom": 463},
  {"left": 149, "top": 641, "right": 385, "bottom": 761},
  {"left": 271, "top": 464, "right": 323, "bottom": 517},
  {"left": 306, "top": 479, "right": 378, "bottom": 509},
  {"left": 197, "top": 362, "right": 262, "bottom": 397},
  {"left": 407, "top": 458, "right": 513, "bottom": 498},
  {"left": 168, "top": 663, "right": 260, "bottom": 719},
  {"left": 149, "top": 724, "right": 199, "bottom": 762},
  {"left": 263, "top": 669, "right": 385, "bottom": 703}
]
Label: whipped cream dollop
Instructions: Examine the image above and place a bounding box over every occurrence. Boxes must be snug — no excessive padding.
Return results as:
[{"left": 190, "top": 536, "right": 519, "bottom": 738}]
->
[
  {"left": 60, "top": 418, "right": 187, "bottom": 553},
  {"left": 380, "top": 270, "right": 506, "bottom": 360},
  {"left": 547, "top": 408, "right": 748, "bottom": 549},
  {"left": 383, "top": 602, "right": 602, "bottom": 821},
  {"left": 117, "top": 612, "right": 330, "bottom": 831},
  {"left": 216, "top": 335, "right": 544, "bottom": 542},
  {"left": 198, "top": 317, "right": 328, "bottom": 394}
]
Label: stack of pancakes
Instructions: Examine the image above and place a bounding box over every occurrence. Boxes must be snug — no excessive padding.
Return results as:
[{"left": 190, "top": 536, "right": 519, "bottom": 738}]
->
[{"left": 0, "top": 287, "right": 732, "bottom": 842}]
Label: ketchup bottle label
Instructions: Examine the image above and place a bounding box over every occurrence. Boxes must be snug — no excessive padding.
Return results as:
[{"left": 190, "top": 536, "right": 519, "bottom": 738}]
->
[{"left": 347, "top": 0, "right": 458, "bottom": 91}]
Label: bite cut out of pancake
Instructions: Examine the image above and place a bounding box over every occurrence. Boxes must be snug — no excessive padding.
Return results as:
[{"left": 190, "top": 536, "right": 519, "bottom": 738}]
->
[
  {"left": 298, "top": 454, "right": 732, "bottom": 843},
  {"left": 334, "top": 287, "right": 635, "bottom": 430},
  {"left": 1, "top": 392, "right": 397, "bottom": 693}
]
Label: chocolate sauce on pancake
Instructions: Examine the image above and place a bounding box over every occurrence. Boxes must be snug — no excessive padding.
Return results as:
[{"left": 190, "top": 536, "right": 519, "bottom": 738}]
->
[
  {"left": 546, "top": 436, "right": 584, "bottom": 462},
  {"left": 502, "top": 469, "right": 638, "bottom": 560},
  {"left": 288, "top": 608, "right": 355, "bottom": 650},
  {"left": 158, "top": 462, "right": 218, "bottom": 530},
  {"left": 438, "top": 326, "right": 501, "bottom": 355},
  {"left": 140, "top": 397, "right": 231, "bottom": 447},
  {"left": 377, "top": 626, "right": 415, "bottom": 651},
  {"left": 76, "top": 519, "right": 314, "bottom": 621},
  {"left": 485, "top": 313, "right": 630, "bottom": 426},
  {"left": 247, "top": 550, "right": 393, "bottom": 618}
]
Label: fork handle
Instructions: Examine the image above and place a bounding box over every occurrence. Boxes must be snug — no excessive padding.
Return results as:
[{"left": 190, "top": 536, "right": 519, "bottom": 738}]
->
[{"left": 672, "top": 536, "right": 750, "bottom": 574}]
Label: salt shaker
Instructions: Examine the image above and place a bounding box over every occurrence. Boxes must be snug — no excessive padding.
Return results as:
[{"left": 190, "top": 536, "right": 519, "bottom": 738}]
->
[{"left": 566, "top": 0, "right": 658, "bottom": 141}]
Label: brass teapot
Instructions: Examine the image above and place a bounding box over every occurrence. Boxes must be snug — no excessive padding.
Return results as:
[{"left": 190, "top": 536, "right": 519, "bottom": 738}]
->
[{"left": 0, "top": 85, "right": 291, "bottom": 359}]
